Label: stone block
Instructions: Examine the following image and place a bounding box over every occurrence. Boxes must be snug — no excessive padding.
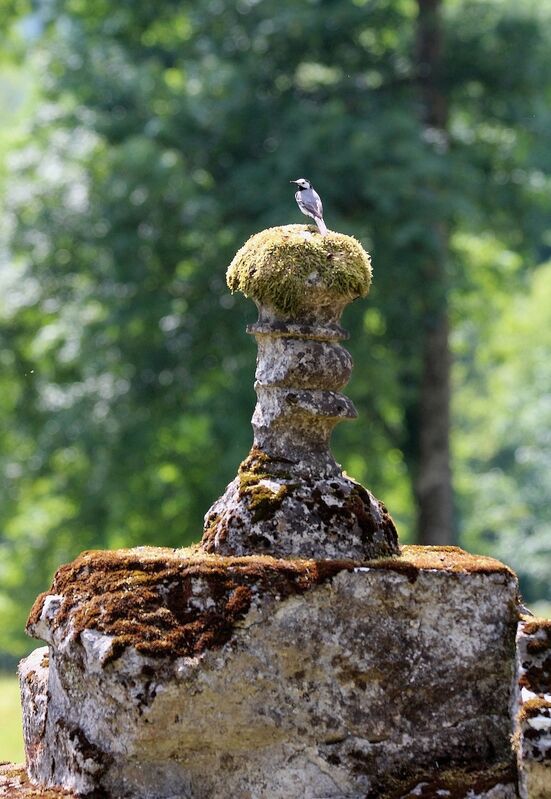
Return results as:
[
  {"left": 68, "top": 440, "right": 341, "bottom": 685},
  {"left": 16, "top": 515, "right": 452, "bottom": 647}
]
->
[{"left": 19, "top": 545, "right": 520, "bottom": 798}]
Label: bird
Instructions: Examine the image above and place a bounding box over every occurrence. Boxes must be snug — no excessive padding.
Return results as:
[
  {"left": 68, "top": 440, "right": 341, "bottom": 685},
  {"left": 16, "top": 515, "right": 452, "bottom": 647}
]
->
[{"left": 290, "top": 178, "right": 328, "bottom": 235}]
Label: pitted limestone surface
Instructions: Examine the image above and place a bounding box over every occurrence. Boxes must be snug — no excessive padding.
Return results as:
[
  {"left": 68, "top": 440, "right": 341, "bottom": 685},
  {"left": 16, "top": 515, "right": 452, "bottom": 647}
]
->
[
  {"left": 21, "top": 546, "right": 519, "bottom": 798},
  {"left": 255, "top": 335, "right": 353, "bottom": 390},
  {"left": 203, "top": 456, "right": 402, "bottom": 559},
  {"left": 201, "top": 443, "right": 399, "bottom": 560}
]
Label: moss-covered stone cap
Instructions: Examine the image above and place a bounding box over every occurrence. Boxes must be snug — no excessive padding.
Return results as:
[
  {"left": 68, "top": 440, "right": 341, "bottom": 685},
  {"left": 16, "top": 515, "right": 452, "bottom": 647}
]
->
[{"left": 226, "top": 224, "right": 372, "bottom": 317}]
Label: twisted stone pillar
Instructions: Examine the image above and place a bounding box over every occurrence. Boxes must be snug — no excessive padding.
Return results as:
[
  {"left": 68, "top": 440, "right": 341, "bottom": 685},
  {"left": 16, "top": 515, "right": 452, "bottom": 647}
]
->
[{"left": 201, "top": 224, "right": 399, "bottom": 559}]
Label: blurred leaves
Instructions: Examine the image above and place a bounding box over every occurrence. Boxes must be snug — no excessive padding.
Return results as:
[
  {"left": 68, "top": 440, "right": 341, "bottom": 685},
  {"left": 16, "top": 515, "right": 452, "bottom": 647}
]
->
[{"left": 454, "top": 254, "right": 551, "bottom": 603}]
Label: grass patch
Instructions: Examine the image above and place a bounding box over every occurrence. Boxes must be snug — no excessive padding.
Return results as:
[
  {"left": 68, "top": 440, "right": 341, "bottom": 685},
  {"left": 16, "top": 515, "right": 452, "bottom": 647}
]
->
[{"left": 0, "top": 673, "right": 24, "bottom": 763}]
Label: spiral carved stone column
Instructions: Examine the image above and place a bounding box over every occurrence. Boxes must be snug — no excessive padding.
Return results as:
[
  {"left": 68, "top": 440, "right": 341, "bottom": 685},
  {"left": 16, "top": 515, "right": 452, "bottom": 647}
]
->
[{"left": 201, "top": 224, "right": 399, "bottom": 559}]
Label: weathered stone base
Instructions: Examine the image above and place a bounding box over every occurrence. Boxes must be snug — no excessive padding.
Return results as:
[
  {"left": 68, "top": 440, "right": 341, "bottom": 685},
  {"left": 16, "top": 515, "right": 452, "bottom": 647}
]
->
[
  {"left": 201, "top": 450, "right": 399, "bottom": 560},
  {"left": 17, "top": 545, "right": 522, "bottom": 798}
]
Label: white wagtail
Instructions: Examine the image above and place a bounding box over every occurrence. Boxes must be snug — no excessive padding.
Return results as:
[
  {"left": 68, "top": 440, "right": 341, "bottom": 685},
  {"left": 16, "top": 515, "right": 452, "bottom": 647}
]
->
[{"left": 290, "top": 178, "right": 328, "bottom": 235}]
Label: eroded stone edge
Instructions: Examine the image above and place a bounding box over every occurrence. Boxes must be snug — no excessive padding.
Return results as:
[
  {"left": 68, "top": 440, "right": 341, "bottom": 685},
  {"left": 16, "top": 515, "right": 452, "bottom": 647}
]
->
[{"left": 515, "top": 617, "right": 551, "bottom": 799}]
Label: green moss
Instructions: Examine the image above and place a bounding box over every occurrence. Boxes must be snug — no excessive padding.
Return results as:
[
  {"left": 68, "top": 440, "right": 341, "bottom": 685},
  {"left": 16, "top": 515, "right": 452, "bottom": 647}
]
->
[
  {"left": 247, "top": 483, "right": 289, "bottom": 522},
  {"left": 226, "top": 224, "right": 372, "bottom": 317},
  {"left": 237, "top": 448, "right": 291, "bottom": 522}
]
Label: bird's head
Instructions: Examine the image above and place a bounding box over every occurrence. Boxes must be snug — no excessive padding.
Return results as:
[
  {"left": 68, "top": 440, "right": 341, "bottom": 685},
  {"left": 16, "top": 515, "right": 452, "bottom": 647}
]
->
[{"left": 290, "top": 178, "right": 312, "bottom": 191}]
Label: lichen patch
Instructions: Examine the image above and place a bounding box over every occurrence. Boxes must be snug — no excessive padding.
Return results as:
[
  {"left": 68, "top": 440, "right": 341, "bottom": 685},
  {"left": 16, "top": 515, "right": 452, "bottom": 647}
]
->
[{"left": 237, "top": 448, "right": 292, "bottom": 523}]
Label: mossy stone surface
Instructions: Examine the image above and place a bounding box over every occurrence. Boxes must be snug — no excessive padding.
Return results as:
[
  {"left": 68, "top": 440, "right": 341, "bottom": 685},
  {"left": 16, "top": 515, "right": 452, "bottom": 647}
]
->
[
  {"left": 226, "top": 224, "right": 372, "bottom": 317},
  {"left": 26, "top": 546, "right": 356, "bottom": 663},
  {"left": 214, "top": 225, "right": 386, "bottom": 559},
  {"left": 27, "top": 544, "right": 514, "bottom": 664},
  {"left": 371, "top": 762, "right": 518, "bottom": 798}
]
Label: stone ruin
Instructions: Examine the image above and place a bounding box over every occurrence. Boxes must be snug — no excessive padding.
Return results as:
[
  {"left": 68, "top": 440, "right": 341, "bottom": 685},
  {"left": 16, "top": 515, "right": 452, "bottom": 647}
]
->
[{"left": 1, "top": 224, "right": 550, "bottom": 798}]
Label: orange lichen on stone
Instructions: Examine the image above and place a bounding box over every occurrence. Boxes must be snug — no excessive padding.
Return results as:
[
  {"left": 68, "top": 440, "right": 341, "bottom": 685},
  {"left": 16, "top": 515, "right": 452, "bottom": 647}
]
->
[
  {"left": 0, "top": 764, "right": 76, "bottom": 798},
  {"left": 27, "top": 547, "right": 357, "bottom": 663},
  {"left": 522, "top": 618, "right": 551, "bottom": 637},
  {"left": 518, "top": 697, "right": 551, "bottom": 724},
  {"left": 518, "top": 617, "right": 551, "bottom": 696},
  {"left": 27, "top": 544, "right": 515, "bottom": 666},
  {"left": 371, "top": 544, "right": 516, "bottom": 583}
]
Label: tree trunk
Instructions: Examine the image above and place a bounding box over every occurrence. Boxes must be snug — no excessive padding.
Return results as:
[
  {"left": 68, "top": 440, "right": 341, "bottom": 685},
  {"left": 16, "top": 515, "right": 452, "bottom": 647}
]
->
[
  {"left": 416, "top": 310, "right": 453, "bottom": 544},
  {"left": 414, "top": 0, "right": 454, "bottom": 545}
]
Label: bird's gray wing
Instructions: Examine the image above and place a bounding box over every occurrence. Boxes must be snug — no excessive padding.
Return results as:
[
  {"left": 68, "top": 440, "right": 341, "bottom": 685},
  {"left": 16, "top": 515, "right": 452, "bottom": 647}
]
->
[{"left": 301, "top": 188, "right": 324, "bottom": 219}]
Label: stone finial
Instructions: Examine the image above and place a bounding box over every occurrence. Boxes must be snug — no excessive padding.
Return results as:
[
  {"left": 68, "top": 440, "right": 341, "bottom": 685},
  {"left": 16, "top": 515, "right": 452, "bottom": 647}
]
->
[{"left": 201, "top": 224, "right": 399, "bottom": 560}]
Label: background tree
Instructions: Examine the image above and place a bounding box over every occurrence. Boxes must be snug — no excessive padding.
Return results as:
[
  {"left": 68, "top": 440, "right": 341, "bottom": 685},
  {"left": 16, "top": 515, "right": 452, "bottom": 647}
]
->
[
  {"left": 412, "top": 0, "right": 453, "bottom": 544},
  {"left": 1, "top": 0, "right": 550, "bottom": 654}
]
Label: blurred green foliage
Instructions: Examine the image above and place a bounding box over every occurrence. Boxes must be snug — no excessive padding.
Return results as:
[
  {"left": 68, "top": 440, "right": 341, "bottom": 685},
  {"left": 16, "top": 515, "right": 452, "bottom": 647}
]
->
[
  {"left": 0, "top": 674, "right": 24, "bottom": 762},
  {"left": 0, "top": 0, "right": 550, "bottom": 654},
  {"left": 455, "top": 252, "right": 551, "bottom": 606}
]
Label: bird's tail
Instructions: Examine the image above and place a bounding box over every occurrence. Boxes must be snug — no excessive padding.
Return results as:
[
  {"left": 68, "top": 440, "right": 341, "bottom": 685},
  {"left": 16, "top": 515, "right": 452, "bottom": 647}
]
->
[{"left": 315, "top": 216, "right": 328, "bottom": 236}]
